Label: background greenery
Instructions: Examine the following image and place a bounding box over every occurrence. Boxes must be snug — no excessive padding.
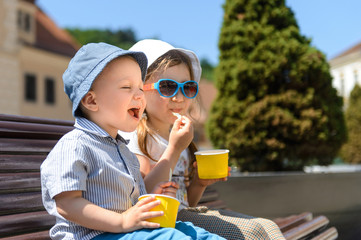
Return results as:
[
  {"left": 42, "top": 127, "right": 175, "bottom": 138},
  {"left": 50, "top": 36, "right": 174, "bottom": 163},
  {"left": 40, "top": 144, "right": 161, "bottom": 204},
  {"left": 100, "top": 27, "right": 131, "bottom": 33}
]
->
[
  {"left": 66, "top": 0, "right": 356, "bottom": 171},
  {"left": 66, "top": 28, "right": 215, "bottom": 81},
  {"left": 206, "top": 0, "right": 346, "bottom": 171},
  {"left": 340, "top": 84, "right": 361, "bottom": 163}
]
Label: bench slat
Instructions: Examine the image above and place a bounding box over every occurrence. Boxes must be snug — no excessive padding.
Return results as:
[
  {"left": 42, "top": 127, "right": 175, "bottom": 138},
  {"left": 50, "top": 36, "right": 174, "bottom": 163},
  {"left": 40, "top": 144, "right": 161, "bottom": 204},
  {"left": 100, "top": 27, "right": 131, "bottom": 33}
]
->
[
  {"left": 0, "top": 192, "right": 43, "bottom": 215},
  {"left": 283, "top": 216, "right": 329, "bottom": 240},
  {"left": 0, "top": 173, "right": 40, "bottom": 191},
  {"left": 0, "top": 138, "right": 57, "bottom": 154},
  {"left": 0, "top": 155, "right": 45, "bottom": 172},
  {"left": 274, "top": 212, "right": 313, "bottom": 232},
  {"left": 0, "top": 114, "right": 73, "bottom": 126},
  {"left": 0, "top": 211, "right": 54, "bottom": 238},
  {"left": 0, "top": 231, "right": 50, "bottom": 240},
  {"left": 0, "top": 120, "right": 73, "bottom": 139},
  {"left": 310, "top": 227, "right": 338, "bottom": 240}
]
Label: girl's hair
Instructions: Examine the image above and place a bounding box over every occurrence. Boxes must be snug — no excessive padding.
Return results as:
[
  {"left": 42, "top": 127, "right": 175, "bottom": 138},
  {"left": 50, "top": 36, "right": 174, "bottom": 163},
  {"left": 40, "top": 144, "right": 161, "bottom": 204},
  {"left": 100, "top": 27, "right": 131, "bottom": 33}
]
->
[{"left": 137, "top": 49, "right": 199, "bottom": 180}]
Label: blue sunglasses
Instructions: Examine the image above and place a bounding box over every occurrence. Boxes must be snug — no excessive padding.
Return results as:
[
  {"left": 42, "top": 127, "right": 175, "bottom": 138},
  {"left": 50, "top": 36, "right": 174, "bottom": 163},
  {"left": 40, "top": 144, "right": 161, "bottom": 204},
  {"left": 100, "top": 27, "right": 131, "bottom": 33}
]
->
[{"left": 144, "top": 79, "right": 198, "bottom": 99}]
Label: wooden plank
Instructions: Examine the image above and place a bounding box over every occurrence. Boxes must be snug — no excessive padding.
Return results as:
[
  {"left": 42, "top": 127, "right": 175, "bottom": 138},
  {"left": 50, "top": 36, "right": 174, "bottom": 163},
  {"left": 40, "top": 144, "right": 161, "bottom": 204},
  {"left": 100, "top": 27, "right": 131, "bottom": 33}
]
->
[
  {"left": 283, "top": 216, "right": 329, "bottom": 240},
  {"left": 0, "top": 114, "right": 73, "bottom": 126},
  {"left": 0, "top": 173, "right": 40, "bottom": 192},
  {"left": 0, "top": 231, "right": 51, "bottom": 240},
  {"left": 0, "top": 121, "right": 72, "bottom": 140},
  {"left": 0, "top": 138, "right": 57, "bottom": 154},
  {"left": 310, "top": 227, "right": 338, "bottom": 240},
  {"left": 0, "top": 155, "right": 45, "bottom": 172},
  {"left": 0, "top": 211, "right": 54, "bottom": 238},
  {"left": 274, "top": 212, "right": 313, "bottom": 233},
  {"left": 0, "top": 192, "right": 44, "bottom": 215}
]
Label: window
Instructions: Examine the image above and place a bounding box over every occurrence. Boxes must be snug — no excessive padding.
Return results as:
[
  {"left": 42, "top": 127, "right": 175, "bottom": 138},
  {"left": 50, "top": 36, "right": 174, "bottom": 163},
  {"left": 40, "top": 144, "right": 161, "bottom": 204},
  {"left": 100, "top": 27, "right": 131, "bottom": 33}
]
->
[
  {"left": 24, "top": 74, "right": 36, "bottom": 102},
  {"left": 354, "top": 70, "right": 358, "bottom": 85},
  {"left": 17, "top": 10, "right": 32, "bottom": 33},
  {"left": 45, "top": 78, "right": 56, "bottom": 104},
  {"left": 340, "top": 73, "right": 345, "bottom": 97},
  {"left": 24, "top": 13, "right": 31, "bottom": 32}
]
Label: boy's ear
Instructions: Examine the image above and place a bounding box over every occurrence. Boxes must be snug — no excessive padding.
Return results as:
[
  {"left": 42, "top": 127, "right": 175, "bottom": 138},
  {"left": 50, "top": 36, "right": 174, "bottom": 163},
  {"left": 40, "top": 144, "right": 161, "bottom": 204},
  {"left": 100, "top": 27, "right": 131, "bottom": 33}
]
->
[{"left": 80, "top": 91, "right": 98, "bottom": 112}]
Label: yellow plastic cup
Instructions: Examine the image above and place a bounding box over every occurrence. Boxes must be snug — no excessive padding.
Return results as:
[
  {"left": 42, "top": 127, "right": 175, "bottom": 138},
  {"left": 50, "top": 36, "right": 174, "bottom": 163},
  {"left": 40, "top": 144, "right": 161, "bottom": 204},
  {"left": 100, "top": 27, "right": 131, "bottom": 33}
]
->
[
  {"left": 138, "top": 194, "right": 180, "bottom": 228},
  {"left": 194, "top": 149, "right": 229, "bottom": 179}
]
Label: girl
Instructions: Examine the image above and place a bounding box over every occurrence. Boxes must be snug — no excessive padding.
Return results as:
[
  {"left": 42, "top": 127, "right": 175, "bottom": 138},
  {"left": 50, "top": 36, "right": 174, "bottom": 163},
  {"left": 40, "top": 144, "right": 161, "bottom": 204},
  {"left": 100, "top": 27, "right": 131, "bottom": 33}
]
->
[{"left": 121, "top": 39, "right": 285, "bottom": 240}]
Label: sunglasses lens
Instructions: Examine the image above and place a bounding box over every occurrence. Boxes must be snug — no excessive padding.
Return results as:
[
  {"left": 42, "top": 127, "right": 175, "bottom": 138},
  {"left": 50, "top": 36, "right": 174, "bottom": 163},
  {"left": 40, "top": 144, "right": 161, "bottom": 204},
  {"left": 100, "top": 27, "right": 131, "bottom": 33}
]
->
[
  {"left": 184, "top": 82, "right": 198, "bottom": 98},
  {"left": 159, "top": 80, "right": 178, "bottom": 97}
]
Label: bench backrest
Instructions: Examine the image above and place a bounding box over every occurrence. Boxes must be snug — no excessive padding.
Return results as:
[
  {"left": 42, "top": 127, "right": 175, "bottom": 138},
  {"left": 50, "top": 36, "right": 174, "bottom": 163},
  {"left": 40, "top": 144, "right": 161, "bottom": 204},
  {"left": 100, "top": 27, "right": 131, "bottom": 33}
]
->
[{"left": 0, "top": 114, "right": 74, "bottom": 239}]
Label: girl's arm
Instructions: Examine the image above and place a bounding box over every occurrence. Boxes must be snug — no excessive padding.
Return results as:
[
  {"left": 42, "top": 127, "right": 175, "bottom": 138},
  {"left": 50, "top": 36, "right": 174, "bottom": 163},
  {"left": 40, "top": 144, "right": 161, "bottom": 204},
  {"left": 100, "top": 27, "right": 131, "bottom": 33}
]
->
[
  {"left": 137, "top": 148, "right": 181, "bottom": 193},
  {"left": 138, "top": 117, "right": 193, "bottom": 193},
  {"left": 54, "top": 190, "right": 163, "bottom": 233},
  {"left": 186, "top": 162, "right": 230, "bottom": 207}
]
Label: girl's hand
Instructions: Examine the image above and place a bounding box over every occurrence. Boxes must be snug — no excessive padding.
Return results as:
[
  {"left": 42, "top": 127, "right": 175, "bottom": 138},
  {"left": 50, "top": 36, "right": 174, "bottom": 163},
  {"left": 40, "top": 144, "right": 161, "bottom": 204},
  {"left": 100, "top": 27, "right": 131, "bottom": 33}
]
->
[
  {"left": 121, "top": 195, "right": 164, "bottom": 232},
  {"left": 151, "top": 181, "right": 179, "bottom": 198},
  {"left": 192, "top": 161, "right": 231, "bottom": 187},
  {"left": 169, "top": 116, "right": 193, "bottom": 153}
]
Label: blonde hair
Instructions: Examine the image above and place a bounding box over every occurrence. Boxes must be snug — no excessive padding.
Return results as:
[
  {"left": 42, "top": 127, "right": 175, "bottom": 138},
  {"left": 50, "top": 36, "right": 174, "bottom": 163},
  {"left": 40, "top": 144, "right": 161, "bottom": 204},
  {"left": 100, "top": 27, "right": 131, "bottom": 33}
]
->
[{"left": 137, "top": 50, "right": 200, "bottom": 180}]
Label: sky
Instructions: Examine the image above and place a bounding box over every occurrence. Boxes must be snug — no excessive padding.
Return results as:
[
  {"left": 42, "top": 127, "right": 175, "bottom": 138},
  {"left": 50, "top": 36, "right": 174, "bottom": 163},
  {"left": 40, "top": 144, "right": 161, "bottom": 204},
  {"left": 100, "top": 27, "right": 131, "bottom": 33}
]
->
[{"left": 36, "top": 0, "right": 361, "bottom": 65}]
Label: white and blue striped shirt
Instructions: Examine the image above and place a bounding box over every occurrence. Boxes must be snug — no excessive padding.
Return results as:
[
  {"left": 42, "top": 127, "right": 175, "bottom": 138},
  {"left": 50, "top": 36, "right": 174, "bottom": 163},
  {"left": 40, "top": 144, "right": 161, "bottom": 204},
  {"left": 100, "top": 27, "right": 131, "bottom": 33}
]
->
[{"left": 41, "top": 117, "right": 147, "bottom": 240}]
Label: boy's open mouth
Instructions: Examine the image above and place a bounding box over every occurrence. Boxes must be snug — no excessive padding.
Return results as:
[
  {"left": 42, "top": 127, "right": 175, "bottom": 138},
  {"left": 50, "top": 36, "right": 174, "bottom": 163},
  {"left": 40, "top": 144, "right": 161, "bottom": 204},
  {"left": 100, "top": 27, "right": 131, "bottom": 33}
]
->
[{"left": 128, "top": 108, "right": 140, "bottom": 119}]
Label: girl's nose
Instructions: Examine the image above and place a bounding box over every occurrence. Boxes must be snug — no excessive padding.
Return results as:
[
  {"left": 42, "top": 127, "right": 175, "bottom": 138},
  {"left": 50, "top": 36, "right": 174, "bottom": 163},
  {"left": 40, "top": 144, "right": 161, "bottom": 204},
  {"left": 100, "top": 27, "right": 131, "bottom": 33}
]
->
[{"left": 172, "top": 88, "right": 184, "bottom": 102}]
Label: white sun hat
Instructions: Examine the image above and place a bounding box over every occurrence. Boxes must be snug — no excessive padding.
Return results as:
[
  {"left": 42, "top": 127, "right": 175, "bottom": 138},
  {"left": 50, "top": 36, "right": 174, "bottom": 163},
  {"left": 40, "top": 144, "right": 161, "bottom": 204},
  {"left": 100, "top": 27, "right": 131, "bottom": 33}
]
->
[{"left": 130, "top": 39, "right": 202, "bottom": 83}]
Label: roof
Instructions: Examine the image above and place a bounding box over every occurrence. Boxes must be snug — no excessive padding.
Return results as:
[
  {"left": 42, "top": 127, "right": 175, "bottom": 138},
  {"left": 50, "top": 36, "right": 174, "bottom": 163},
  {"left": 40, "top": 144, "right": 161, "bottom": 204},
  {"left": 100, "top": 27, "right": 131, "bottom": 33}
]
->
[
  {"left": 33, "top": 6, "right": 80, "bottom": 57},
  {"left": 330, "top": 40, "right": 361, "bottom": 61}
]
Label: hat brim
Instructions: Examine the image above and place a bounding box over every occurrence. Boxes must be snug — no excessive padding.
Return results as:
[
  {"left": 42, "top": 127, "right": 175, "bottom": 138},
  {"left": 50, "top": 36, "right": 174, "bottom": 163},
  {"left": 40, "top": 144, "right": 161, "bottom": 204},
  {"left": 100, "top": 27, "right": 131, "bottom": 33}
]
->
[{"left": 72, "top": 50, "right": 147, "bottom": 117}]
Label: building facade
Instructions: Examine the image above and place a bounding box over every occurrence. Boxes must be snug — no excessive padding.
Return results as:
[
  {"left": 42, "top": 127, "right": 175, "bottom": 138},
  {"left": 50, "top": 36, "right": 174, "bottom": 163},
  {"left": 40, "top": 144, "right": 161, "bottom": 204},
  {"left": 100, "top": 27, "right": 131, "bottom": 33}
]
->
[
  {"left": 329, "top": 41, "right": 361, "bottom": 107},
  {"left": 0, "top": 0, "right": 79, "bottom": 120}
]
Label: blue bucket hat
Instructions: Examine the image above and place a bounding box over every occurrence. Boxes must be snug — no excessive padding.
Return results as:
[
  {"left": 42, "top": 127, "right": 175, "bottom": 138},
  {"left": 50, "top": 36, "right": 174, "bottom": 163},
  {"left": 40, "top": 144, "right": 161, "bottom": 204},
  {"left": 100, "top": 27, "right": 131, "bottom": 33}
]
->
[{"left": 63, "top": 42, "right": 148, "bottom": 117}]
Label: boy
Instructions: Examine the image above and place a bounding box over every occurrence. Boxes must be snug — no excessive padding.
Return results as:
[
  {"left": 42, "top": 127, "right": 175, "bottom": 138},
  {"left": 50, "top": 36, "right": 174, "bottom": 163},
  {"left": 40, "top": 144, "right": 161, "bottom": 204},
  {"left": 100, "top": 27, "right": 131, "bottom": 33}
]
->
[{"left": 41, "top": 42, "right": 225, "bottom": 240}]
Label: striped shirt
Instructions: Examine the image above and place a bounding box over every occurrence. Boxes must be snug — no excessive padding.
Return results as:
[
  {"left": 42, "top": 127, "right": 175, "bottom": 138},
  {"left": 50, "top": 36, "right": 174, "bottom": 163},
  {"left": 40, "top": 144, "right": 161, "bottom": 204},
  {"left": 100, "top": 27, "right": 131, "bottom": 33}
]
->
[{"left": 41, "top": 117, "right": 147, "bottom": 240}]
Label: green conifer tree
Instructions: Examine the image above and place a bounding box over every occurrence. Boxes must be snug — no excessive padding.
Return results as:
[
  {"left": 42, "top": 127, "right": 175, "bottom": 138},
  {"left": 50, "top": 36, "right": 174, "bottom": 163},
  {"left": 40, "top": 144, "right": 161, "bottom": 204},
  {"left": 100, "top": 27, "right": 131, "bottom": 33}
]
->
[
  {"left": 340, "top": 84, "right": 361, "bottom": 163},
  {"left": 207, "top": 0, "right": 346, "bottom": 171}
]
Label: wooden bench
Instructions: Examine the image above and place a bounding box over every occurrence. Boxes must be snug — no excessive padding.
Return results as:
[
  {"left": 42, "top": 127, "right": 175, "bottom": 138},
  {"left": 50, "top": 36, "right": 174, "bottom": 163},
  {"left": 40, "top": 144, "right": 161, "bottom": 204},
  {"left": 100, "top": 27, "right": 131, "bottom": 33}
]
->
[
  {"left": 0, "top": 113, "right": 338, "bottom": 239},
  {"left": 199, "top": 188, "right": 338, "bottom": 239},
  {"left": 0, "top": 114, "right": 73, "bottom": 239}
]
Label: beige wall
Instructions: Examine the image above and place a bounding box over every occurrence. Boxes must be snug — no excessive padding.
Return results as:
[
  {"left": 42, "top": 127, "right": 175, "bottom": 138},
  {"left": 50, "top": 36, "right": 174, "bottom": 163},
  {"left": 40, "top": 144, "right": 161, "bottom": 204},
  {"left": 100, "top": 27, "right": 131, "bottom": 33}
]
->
[
  {"left": 19, "top": 46, "right": 73, "bottom": 120},
  {"left": 0, "top": 0, "right": 74, "bottom": 121},
  {"left": 0, "top": 53, "right": 21, "bottom": 115},
  {"left": 0, "top": 0, "right": 19, "bottom": 53}
]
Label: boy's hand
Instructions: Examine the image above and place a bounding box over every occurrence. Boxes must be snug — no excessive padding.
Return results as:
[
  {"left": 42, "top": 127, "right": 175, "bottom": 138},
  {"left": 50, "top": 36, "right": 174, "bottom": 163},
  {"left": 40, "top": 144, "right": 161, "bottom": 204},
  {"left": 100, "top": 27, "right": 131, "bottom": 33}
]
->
[
  {"left": 121, "top": 195, "right": 164, "bottom": 232},
  {"left": 151, "top": 181, "right": 179, "bottom": 198},
  {"left": 169, "top": 116, "right": 193, "bottom": 153}
]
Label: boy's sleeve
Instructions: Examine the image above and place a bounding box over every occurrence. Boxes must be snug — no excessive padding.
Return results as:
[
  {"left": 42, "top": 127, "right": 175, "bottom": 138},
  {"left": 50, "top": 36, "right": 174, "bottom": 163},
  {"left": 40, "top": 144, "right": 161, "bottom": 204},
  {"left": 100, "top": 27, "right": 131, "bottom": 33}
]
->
[{"left": 41, "top": 137, "right": 88, "bottom": 199}]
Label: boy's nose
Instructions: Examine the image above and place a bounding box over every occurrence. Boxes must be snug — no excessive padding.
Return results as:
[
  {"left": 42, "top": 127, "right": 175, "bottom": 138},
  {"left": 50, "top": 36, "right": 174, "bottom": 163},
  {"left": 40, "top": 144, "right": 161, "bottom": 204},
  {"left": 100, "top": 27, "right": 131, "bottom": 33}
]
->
[{"left": 134, "top": 89, "right": 145, "bottom": 99}]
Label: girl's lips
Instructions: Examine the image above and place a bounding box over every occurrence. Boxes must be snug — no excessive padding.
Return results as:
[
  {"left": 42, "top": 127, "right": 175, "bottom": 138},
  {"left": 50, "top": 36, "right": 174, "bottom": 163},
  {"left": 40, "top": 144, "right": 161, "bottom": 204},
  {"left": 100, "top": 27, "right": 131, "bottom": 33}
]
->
[{"left": 170, "top": 109, "right": 182, "bottom": 113}]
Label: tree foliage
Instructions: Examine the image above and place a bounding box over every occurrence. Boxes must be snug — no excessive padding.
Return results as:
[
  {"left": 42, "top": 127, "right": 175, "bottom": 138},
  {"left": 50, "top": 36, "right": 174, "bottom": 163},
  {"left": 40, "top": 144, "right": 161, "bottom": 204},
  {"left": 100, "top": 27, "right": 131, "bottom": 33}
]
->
[
  {"left": 66, "top": 28, "right": 137, "bottom": 50},
  {"left": 66, "top": 28, "right": 214, "bottom": 81},
  {"left": 206, "top": 0, "right": 346, "bottom": 171},
  {"left": 340, "top": 85, "right": 361, "bottom": 163},
  {"left": 200, "top": 58, "right": 215, "bottom": 82}
]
